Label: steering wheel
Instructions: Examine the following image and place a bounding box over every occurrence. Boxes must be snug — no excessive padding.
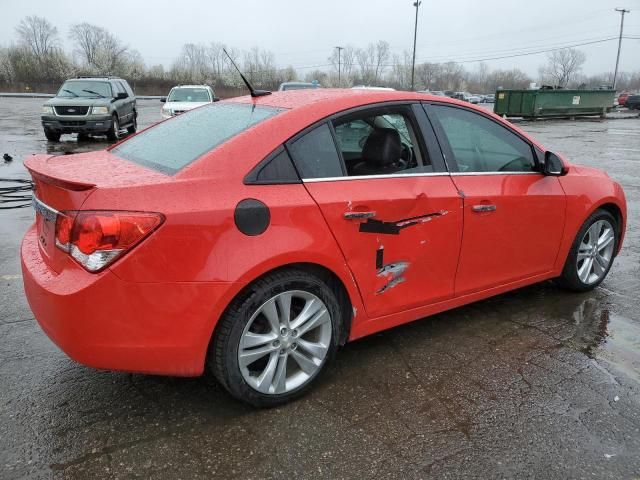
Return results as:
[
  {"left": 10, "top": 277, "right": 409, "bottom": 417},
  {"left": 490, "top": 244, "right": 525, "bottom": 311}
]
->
[
  {"left": 498, "top": 157, "right": 529, "bottom": 172},
  {"left": 399, "top": 142, "right": 413, "bottom": 168}
]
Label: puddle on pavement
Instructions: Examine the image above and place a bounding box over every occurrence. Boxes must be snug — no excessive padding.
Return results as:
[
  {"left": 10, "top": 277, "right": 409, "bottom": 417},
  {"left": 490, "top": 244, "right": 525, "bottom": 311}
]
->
[{"left": 568, "top": 296, "right": 640, "bottom": 383}]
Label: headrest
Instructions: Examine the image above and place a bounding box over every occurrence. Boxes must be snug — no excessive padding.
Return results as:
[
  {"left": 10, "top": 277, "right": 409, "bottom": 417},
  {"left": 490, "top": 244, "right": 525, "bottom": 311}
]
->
[{"left": 362, "top": 128, "right": 401, "bottom": 166}]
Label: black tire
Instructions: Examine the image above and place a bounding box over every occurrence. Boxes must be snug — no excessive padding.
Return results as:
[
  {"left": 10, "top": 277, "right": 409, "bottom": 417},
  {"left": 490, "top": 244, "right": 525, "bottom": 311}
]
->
[
  {"left": 44, "top": 130, "right": 61, "bottom": 142},
  {"left": 209, "top": 268, "right": 343, "bottom": 407},
  {"left": 127, "top": 111, "right": 137, "bottom": 134},
  {"left": 556, "top": 209, "right": 619, "bottom": 292},
  {"left": 77, "top": 133, "right": 90, "bottom": 142},
  {"left": 106, "top": 114, "right": 120, "bottom": 141}
]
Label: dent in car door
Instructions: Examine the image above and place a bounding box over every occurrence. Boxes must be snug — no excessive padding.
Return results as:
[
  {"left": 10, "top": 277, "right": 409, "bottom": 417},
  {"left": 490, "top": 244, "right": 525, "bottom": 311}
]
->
[
  {"left": 289, "top": 107, "right": 462, "bottom": 319},
  {"left": 425, "top": 103, "right": 566, "bottom": 296}
]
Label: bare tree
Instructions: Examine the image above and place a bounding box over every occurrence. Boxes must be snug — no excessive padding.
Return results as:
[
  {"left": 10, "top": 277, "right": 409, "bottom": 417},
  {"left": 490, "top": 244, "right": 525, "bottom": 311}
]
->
[
  {"left": 540, "top": 48, "right": 586, "bottom": 87},
  {"left": 373, "top": 40, "right": 390, "bottom": 83},
  {"left": 16, "top": 16, "right": 59, "bottom": 61},
  {"left": 69, "top": 23, "right": 129, "bottom": 75}
]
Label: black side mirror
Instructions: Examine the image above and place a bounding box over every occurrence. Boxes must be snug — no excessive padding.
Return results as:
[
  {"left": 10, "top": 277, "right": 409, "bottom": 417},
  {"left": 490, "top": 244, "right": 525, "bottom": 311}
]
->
[
  {"left": 160, "top": 97, "right": 166, "bottom": 103},
  {"left": 116, "top": 92, "right": 128, "bottom": 100},
  {"left": 212, "top": 97, "right": 220, "bottom": 102},
  {"left": 544, "top": 151, "right": 566, "bottom": 176}
]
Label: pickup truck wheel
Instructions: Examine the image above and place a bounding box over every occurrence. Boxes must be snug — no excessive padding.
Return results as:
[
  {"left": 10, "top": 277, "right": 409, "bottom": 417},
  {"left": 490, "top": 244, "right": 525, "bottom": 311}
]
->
[
  {"left": 126, "top": 112, "right": 137, "bottom": 134},
  {"left": 106, "top": 114, "right": 120, "bottom": 141},
  {"left": 209, "top": 268, "right": 341, "bottom": 407},
  {"left": 44, "top": 130, "right": 61, "bottom": 142},
  {"left": 556, "top": 209, "right": 618, "bottom": 292}
]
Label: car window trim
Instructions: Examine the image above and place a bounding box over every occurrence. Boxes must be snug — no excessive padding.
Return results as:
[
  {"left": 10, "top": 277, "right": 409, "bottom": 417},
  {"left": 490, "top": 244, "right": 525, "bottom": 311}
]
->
[{"left": 422, "top": 101, "right": 542, "bottom": 175}]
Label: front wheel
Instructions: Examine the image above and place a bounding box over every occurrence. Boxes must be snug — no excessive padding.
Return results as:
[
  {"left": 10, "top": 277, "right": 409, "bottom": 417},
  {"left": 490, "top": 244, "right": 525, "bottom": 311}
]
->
[
  {"left": 556, "top": 209, "right": 618, "bottom": 291},
  {"left": 106, "top": 114, "right": 120, "bottom": 141},
  {"left": 209, "top": 269, "right": 342, "bottom": 407}
]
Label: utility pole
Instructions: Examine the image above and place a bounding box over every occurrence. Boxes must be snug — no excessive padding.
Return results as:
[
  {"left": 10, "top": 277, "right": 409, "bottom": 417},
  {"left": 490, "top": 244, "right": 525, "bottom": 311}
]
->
[
  {"left": 335, "top": 46, "right": 344, "bottom": 87},
  {"left": 613, "top": 8, "right": 630, "bottom": 89},
  {"left": 411, "top": 1, "right": 421, "bottom": 91}
]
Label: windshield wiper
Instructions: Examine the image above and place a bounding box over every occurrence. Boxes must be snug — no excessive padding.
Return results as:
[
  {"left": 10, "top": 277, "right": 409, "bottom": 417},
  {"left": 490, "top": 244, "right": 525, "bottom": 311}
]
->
[
  {"left": 82, "top": 89, "right": 106, "bottom": 98},
  {"left": 61, "top": 89, "right": 78, "bottom": 97}
]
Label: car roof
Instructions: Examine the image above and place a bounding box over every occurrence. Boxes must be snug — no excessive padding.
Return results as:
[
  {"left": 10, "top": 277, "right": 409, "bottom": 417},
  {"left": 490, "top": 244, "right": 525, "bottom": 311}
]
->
[{"left": 171, "top": 85, "right": 212, "bottom": 89}]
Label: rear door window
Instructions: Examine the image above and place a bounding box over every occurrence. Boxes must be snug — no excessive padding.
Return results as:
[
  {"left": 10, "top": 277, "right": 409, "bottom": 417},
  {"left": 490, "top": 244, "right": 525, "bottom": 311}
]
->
[
  {"left": 287, "top": 123, "right": 344, "bottom": 179},
  {"left": 112, "top": 103, "right": 283, "bottom": 174}
]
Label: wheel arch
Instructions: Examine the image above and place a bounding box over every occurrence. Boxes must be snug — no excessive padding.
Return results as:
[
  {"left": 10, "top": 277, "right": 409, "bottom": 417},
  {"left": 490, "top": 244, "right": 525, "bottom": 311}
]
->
[
  {"left": 206, "top": 261, "right": 357, "bottom": 369},
  {"left": 589, "top": 200, "right": 625, "bottom": 256}
]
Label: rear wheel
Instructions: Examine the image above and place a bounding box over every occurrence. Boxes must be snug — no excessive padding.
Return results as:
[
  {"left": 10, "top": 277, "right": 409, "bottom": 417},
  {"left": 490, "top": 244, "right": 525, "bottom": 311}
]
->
[
  {"left": 209, "top": 268, "right": 342, "bottom": 407},
  {"left": 126, "top": 111, "right": 137, "bottom": 134},
  {"left": 106, "top": 114, "right": 120, "bottom": 141},
  {"left": 44, "top": 130, "right": 60, "bottom": 142},
  {"left": 556, "top": 209, "right": 618, "bottom": 291}
]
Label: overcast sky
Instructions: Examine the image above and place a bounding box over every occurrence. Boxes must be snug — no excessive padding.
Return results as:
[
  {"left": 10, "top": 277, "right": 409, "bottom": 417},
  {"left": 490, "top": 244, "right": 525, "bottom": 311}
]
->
[{"left": 1, "top": 0, "right": 639, "bottom": 77}]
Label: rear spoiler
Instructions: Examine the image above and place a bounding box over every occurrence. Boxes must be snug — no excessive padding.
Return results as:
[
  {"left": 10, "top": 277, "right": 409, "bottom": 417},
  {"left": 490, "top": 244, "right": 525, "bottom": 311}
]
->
[{"left": 23, "top": 155, "right": 96, "bottom": 192}]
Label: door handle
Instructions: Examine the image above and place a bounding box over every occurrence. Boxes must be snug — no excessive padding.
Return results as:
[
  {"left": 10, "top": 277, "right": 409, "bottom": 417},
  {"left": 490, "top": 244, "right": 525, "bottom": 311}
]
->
[
  {"left": 344, "top": 211, "right": 376, "bottom": 220},
  {"left": 472, "top": 204, "right": 497, "bottom": 213}
]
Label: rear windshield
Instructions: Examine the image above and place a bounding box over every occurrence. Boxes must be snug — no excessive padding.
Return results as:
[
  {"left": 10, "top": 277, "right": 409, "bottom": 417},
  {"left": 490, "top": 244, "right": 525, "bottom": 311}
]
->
[{"left": 112, "top": 103, "right": 283, "bottom": 174}]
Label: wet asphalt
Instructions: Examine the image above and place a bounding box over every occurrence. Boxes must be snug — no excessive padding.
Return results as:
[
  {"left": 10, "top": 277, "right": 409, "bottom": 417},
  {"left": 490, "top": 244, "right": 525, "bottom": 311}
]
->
[{"left": 0, "top": 97, "right": 639, "bottom": 479}]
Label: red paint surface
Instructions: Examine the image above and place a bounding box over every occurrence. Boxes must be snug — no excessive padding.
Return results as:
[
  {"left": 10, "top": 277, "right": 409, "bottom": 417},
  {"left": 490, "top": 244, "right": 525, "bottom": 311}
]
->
[{"left": 21, "top": 90, "right": 627, "bottom": 376}]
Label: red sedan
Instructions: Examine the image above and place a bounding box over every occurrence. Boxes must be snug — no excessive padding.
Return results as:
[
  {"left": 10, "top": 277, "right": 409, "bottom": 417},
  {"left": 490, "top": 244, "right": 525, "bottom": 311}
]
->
[{"left": 22, "top": 90, "right": 627, "bottom": 406}]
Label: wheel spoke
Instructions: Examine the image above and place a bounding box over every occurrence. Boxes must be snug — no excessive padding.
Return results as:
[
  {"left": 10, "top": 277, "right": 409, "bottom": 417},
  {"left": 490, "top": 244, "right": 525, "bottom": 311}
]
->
[
  {"left": 296, "top": 307, "right": 330, "bottom": 337},
  {"left": 578, "top": 257, "right": 593, "bottom": 283},
  {"left": 291, "top": 298, "right": 322, "bottom": 330},
  {"left": 260, "top": 298, "right": 281, "bottom": 334},
  {"left": 255, "top": 352, "right": 279, "bottom": 392},
  {"left": 598, "top": 229, "right": 614, "bottom": 250},
  {"left": 242, "top": 331, "right": 277, "bottom": 349},
  {"left": 276, "top": 293, "right": 292, "bottom": 328},
  {"left": 296, "top": 338, "right": 328, "bottom": 360},
  {"left": 577, "top": 252, "right": 590, "bottom": 262},
  {"left": 290, "top": 349, "right": 318, "bottom": 375},
  {"left": 239, "top": 344, "right": 278, "bottom": 369},
  {"left": 272, "top": 354, "right": 288, "bottom": 393},
  {"left": 594, "top": 253, "right": 609, "bottom": 272},
  {"left": 589, "top": 222, "right": 602, "bottom": 246}
]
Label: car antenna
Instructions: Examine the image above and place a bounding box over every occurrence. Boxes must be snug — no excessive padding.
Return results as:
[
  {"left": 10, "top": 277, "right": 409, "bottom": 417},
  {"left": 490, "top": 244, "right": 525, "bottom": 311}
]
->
[{"left": 223, "top": 48, "right": 271, "bottom": 98}]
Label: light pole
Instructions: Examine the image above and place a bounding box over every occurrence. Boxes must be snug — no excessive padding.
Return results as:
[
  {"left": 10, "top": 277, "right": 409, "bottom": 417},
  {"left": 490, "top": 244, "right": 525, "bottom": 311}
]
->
[
  {"left": 411, "top": 1, "right": 421, "bottom": 91},
  {"left": 335, "top": 46, "right": 344, "bottom": 87},
  {"left": 613, "top": 8, "right": 630, "bottom": 89}
]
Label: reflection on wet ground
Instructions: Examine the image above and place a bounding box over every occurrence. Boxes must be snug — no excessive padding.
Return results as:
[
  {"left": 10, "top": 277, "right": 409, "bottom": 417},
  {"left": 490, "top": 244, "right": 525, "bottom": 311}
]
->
[{"left": 1, "top": 98, "right": 639, "bottom": 478}]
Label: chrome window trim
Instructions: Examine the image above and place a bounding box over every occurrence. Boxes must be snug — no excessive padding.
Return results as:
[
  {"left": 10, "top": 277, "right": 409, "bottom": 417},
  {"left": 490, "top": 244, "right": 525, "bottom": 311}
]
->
[
  {"left": 450, "top": 171, "right": 542, "bottom": 176},
  {"left": 302, "top": 172, "right": 449, "bottom": 182},
  {"left": 302, "top": 170, "right": 543, "bottom": 182}
]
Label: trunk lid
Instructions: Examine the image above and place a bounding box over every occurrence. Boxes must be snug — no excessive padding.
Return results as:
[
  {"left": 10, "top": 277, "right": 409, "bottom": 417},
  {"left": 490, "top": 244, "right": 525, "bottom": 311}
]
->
[{"left": 24, "top": 151, "right": 169, "bottom": 272}]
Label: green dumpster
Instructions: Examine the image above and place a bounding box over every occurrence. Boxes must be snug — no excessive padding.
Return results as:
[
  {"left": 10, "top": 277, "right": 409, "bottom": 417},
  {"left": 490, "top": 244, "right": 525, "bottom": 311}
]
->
[{"left": 493, "top": 89, "right": 615, "bottom": 119}]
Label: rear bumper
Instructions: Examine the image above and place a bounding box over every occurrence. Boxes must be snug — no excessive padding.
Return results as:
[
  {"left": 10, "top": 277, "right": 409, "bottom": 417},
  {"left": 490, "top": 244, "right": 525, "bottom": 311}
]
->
[
  {"left": 41, "top": 115, "right": 112, "bottom": 134},
  {"left": 21, "top": 226, "right": 240, "bottom": 376}
]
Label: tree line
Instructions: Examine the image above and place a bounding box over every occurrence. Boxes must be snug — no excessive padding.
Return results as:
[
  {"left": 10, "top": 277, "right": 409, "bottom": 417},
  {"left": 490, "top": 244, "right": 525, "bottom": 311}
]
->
[{"left": 1, "top": 16, "right": 639, "bottom": 96}]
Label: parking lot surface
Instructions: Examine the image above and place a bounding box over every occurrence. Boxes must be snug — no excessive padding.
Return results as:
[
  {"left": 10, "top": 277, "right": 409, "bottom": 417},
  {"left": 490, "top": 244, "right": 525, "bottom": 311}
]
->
[{"left": 1, "top": 98, "right": 639, "bottom": 479}]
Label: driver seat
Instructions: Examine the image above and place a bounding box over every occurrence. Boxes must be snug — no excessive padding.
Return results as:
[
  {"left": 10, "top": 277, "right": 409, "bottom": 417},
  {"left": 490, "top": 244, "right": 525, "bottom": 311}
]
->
[{"left": 351, "top": 128, "right": 402, "bottom": 176}]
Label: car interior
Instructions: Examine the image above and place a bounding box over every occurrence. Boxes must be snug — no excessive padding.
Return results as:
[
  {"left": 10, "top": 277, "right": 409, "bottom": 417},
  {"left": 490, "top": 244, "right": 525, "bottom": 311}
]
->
[{"left": 332, "top": 110, "right": 432, "bottom": 176}]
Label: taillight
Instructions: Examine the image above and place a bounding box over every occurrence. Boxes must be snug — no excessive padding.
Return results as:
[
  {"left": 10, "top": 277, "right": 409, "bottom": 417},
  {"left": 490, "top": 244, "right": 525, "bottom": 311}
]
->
[{"left": 55, "top": 211, "right": 164, "bottom": 272}]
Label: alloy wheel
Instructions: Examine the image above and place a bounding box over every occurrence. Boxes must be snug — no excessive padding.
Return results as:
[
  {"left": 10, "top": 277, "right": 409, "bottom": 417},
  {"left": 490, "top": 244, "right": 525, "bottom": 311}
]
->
[
  {"left": 238, "top": 290, "right": 332, "bottom": 395},
  {"left": 576, "top": 219, "right": 615, "bottom": 284}
]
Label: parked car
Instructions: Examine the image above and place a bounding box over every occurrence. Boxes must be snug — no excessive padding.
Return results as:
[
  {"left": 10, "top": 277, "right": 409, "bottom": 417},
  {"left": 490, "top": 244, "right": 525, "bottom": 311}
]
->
[
  {"left": 278, "top": 82, "right": 321, "bottom": 91},
  {"left": 161, "top": 85, "right": 217, "bottom": 119},
  {"left": 618, "top": 92, "right": 630, "bottom": 106},
  {"left": 22, "top": 89, "right": 627, "bottom": 407},
  {"left": 41, "top": 76, "right": 136, "bottom": 142},
  {"left": 417, "top": 90, "right": 446, "bottom": 96},
  {"left": 468, "top": 94, "right": 482, "bottom": 104},
  {"left": 352, "top": 85, "right": 396, "bottom": 91},
  {"left": 625, "top": 95, "right": 640, "bottom": 110},
  {"left": 452, "top": 91, "right": 479, "bottom": 103},
  {"left": 484, "top": 94, "right": 496, "bottom": 103}
]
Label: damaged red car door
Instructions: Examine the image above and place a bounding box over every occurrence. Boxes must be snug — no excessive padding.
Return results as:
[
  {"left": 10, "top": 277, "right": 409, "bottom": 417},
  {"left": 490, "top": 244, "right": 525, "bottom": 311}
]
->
[{"left": 289, "top": 104, "right": 463, "bottom": 318}]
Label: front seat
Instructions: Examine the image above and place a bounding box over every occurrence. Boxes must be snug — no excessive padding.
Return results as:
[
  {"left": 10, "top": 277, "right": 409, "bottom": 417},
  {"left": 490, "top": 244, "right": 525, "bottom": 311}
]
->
[{"left": 351, "top": 128, "right": 402, "bottom": 176}]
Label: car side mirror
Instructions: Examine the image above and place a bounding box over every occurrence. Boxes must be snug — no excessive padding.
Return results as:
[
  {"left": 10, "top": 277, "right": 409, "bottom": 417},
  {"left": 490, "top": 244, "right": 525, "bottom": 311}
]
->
[
  {"left": 160, "top": 97, "right": 166, "bottom": 103},
  {"left": 544, "top": 151, "right": 566, "bottom": 176},
  {"left": 212, "top": 96, "right": 220, "bottom": 102},
  {"left": 116, "top": 92, "right": 128, "bottom": 100}
]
